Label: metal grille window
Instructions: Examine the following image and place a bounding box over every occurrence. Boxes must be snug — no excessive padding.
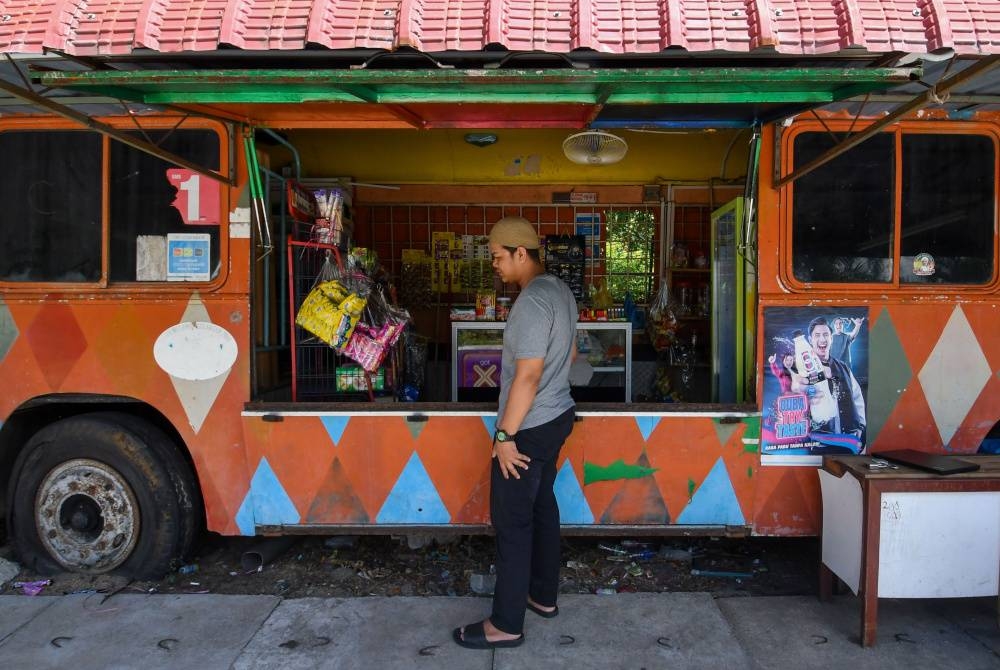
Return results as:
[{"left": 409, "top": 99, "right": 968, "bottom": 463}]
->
[
  {"left": 605, "top": 209, "right": 655, "bottom": 303},
  {"left": 357, "top": 202, "right": 660, "bottom": 303}
]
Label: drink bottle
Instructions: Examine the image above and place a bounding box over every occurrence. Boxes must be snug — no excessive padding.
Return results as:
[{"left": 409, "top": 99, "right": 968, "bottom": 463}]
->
[{"left": 792, "top": 330, "right": 837, "bottom": 424}]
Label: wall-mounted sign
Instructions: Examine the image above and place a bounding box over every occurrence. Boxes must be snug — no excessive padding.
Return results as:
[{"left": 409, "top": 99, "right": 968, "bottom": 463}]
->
[
  {"left": 286, "top": 179, "right": 318, "bottom": 221},
  {"left": 761, "top": 306, "right": 869, "bottom": 466},
  {"left": 167, "top": 169, "right": 220, "bottom": 226},
  {"left": 574, "top": 213, "right": 603, "bottom": 260},
  {"left": 167, "top": 233, "right": 211, "bottom": 281}
]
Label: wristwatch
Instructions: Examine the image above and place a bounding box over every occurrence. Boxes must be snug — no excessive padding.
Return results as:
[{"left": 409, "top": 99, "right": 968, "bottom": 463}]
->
[{"left": 494, "top": 428, "right": 516, "bottom": 443}]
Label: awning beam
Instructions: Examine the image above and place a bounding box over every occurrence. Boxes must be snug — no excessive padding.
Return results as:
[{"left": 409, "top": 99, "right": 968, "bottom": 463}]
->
[{"left": 34, "top": 67, "right": 916, "bottom": 107}]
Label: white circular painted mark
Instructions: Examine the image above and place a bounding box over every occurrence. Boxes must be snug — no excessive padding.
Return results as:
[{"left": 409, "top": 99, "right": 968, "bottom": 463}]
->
[{"left": 154, "top": 322, "right": 238, "bottom": 381}]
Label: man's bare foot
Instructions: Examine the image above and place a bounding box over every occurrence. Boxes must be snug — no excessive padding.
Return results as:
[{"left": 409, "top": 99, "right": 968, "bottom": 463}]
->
[
  {"left": 457, "top": 618, "right": 521, "bottom": 643},
  {"left": 527, "top": 596, "right": 556, "bottom": 613}
]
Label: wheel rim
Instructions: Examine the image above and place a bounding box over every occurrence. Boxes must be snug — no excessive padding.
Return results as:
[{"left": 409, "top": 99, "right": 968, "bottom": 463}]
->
[{"left": 34, "top": 459, "right": 140, "bottom": 572}]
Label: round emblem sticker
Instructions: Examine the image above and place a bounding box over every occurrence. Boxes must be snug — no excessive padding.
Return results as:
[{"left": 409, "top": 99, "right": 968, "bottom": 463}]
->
[{"left": 913, "top": 253, "right": 936, "bottom": 277}]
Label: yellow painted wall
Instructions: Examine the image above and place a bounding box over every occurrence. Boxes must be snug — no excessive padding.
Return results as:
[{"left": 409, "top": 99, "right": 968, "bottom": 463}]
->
[{"left": 274, "top": 128, "right": 750, "bottom": 184}]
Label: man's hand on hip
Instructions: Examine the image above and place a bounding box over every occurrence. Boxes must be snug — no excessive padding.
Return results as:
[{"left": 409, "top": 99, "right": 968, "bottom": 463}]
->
[{"left": 493, "top": 441, "right": 530, "bottom": 480}]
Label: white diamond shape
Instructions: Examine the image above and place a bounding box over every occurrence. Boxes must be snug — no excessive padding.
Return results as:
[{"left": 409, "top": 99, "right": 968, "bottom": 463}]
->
[{"left": 918, "top": 307, "right": 991, "bottom": 446}]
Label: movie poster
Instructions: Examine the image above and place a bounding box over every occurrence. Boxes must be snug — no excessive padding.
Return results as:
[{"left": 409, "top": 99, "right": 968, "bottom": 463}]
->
[{"left": 761, "top": 307, "right": 869, "bottom": 465}]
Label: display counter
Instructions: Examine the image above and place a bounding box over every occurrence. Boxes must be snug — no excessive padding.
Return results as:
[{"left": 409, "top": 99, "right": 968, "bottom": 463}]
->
[{"left": 451, "top": 321, "right": 632, "bottom": 402}]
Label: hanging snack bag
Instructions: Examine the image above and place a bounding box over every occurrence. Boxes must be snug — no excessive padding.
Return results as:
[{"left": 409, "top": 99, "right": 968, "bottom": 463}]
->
[
  {"left": 329, "top": 292, "right": 367, "bottom": 351},
  {"left": 646, "top": 280, "right": 679, "bottom": 352},
  {"left": 295, "top": 279, "right": 367, "bottom": 350}
]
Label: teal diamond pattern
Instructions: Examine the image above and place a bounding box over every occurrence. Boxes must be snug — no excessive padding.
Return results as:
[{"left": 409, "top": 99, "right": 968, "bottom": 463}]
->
[
  {"left": 866, "top": 308, "right": 912, "bottom": 446},
  {"left": 0, "top": 298, "right": 18, "bottom": 364}
]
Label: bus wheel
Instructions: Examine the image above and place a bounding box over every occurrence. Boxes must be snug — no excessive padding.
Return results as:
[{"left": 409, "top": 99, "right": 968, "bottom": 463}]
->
[{"left": 9, "top": 415, "right": 183, "bottom": 578}]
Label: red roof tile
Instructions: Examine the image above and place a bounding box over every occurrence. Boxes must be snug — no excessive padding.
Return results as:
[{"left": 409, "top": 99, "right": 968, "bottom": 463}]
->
[{"left": 1, "top": 0, "right": 998, "bottom": 56}]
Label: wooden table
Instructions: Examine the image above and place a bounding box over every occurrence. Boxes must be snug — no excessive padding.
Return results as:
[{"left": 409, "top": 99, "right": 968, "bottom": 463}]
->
[{"left": 819, "top": 454, "right": 1000, "bottom": 647}]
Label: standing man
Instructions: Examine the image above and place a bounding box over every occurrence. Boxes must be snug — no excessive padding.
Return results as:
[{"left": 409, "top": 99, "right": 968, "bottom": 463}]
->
[
  {"left": 454, "top": 216, "right": 577, "bottom": 650},
  {"left": 830, "top": 316, "right": 864, "bottom": 371},
  {"left": 806, "top": 317, "right": 866, "bottom": 451}
]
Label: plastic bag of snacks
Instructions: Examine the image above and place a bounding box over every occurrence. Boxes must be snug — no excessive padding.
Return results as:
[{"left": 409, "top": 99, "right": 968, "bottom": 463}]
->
[
  {"left": 343, "top": 308, "right": 409, "bottom": 372},
  {"left": 295, "top": 279, "right": 367, "bottom": 351},
  {"left": 646, "top": 280, "right": 678, "bottom": 352}
]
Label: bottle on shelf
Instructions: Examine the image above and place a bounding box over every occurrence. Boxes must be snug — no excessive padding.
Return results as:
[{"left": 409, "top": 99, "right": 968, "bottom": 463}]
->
[{"left": 676, "top": 281, "right": 693, "bottom": 316}]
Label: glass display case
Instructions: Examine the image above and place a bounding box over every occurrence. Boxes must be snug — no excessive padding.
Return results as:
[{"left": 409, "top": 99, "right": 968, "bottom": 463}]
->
[{"left": 451, "top": 321, "right": 632, "bottom": 402}]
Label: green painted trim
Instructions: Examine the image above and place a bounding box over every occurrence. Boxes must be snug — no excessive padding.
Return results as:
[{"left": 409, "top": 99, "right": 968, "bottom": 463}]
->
[
  {"left": 583, "top": 459, "right": 659, "bottom": 485},
  {"left": 37, "top": 67, "right": 916, "bottom": 106}
]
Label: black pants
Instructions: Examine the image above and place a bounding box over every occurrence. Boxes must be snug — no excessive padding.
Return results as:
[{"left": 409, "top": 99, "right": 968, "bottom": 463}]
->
[{"left": 490, "top": 407, "right": 575, "bottom": 635}]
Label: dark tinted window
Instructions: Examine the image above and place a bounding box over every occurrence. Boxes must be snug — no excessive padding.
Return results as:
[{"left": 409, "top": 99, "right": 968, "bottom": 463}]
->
[
  {"left": 901, "top": 134, "right": 995, "bottom": 284},
  {"left": 109, "top": 130, "right": 221, "bottom": 282},
  {"left": 0, "top": 131, "right": 102, "bottom": 282},
  {"left": 791, "top": 132, "right": 895, "bottom": 283}
]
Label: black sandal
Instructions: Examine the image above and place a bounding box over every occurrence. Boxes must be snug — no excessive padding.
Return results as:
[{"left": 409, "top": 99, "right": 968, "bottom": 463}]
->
[
  {"left": 453, "top": 620, "right": 525, "bottom": 650},
  {"left": 526, "top": 601, "right": 559, "bottom": 618}
]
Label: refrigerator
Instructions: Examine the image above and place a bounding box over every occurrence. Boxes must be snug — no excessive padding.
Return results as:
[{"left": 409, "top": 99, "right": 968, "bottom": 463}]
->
[{"left": 711, "top": 197, "right": 755, "bottom": 403}]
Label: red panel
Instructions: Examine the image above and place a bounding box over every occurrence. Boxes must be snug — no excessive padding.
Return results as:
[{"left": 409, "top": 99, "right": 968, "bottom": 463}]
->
[
  {"left": 0, "top": 0, "right": 79, "bottom": 54},
  {"left": 3, "top": 1, "right": 1000, "bottom": 58},
  {"left": 220, "top": 0, "right": 314, "bottom": 50},
  {"left": 306, "top": 0, "right": 400, "bottom": 49}
]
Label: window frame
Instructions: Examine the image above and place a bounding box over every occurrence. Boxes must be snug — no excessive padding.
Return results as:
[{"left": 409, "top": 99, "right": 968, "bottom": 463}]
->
[
  {"left": 0, "top": 116, "right": 230, "bottom": 292},
  {"left": 779, "top": 120, "right": 1000, "bottom": 294}
]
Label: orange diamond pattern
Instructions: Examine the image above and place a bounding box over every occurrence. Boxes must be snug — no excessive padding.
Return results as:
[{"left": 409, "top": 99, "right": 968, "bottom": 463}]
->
[{"left": 25, "top": 302, "right": 87, "bottom": 390}]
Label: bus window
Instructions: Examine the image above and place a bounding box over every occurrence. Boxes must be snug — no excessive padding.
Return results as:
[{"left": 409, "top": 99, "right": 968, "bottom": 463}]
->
[
  {"left": 109, "top": 130, "right": 222, "bottom": 283},
  {"left": 791, "top": 132, "right": 895, "bottom": 284},
  {"left": 901, "top": 134, "right": 995, "bottom": 285},
  {"left": 0, "top": 131, "right": 102, "bottom": 283}
]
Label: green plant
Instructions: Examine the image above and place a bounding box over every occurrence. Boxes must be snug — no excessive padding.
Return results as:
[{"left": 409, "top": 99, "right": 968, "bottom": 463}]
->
[{"left": 605, "top": 209, "right": 655, "bottom": 303}]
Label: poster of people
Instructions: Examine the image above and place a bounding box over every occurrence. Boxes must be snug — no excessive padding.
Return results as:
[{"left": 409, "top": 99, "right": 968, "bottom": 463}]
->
[{"left": 761, "top": 306, "right": 869, "bottom": 465}]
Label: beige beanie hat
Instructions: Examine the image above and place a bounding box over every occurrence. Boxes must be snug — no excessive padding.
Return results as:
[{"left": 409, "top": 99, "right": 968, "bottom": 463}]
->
[{"left": 488, "top": 216, "right": 541, "bottom": 250}]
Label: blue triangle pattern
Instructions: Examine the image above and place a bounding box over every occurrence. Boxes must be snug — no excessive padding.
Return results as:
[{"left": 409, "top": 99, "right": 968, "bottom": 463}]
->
[
  {"left": 480, "top": 415, "right": 497, "bottom": 437},
  {"left": 239, "top": 457, "right": 301, "bottom": 530},
  {"left": 376, "top": 452, "right": 451, "bottom": 523},
  {"left": 676, "top": 457, "right": 745, "bottom": 525},
  {"left": 320, "top": 416, "right": 350, "bottom": 446},
  {"left": 635, "top": 416, "right": 661, "bottom": 442},
  {"left": 554, "top": 459, "right": 594, "bottom": 524},
  {"left": 235, "top": 489, "right": 255, "bottom": 536}
]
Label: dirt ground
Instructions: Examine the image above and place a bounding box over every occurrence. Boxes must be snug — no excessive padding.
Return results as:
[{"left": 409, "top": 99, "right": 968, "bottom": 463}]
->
[{"left": 0, "top": 531, "right": 819, "bottom": 600}]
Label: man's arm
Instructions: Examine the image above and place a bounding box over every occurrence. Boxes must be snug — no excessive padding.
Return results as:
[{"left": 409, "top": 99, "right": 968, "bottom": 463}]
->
[
  {"left": 847, "top": 317, "right": 864, "bottom": 343},
  {"left": 494, "top": 357, "right": 544, "bottom": 479},
  {"left": 848, "top": 369, "right": 866, "bottom": 426}
]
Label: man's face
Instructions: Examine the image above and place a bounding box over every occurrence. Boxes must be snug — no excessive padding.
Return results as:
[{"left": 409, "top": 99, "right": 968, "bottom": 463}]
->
[
  {"left": 490, "top": 242, "right": 516, "bottom": 283},
  {"left": 810, "top": 324, "right": 832, "bottom": 361}
]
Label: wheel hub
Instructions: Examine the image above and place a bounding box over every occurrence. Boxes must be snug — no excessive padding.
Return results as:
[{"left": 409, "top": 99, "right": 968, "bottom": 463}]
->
[{"left": 35, "top": 459, "right": 140, "bottom": 572}]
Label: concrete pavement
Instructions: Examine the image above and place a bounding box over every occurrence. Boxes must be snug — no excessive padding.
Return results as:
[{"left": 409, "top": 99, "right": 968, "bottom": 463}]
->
[{"left": 1, "top": 591, "right": 999, "bottom": 669}]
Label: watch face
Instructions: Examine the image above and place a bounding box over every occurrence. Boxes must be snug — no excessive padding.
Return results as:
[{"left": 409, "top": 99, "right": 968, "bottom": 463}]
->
[{"left": 496, "top": 429, "right": 508, "bottom": 442}]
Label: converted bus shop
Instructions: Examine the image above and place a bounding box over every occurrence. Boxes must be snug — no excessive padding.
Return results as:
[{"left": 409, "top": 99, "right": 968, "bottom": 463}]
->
[{"left": 1, "top": 2, "right": 1000, "bottom": 576}]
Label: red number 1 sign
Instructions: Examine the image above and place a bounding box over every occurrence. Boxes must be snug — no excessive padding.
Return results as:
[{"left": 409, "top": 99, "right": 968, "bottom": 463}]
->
[{"left": 168, "top": 169, "right": 221, "bottom": 226}]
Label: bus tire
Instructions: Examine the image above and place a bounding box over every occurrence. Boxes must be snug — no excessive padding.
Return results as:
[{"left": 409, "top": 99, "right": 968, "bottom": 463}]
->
[
  {"left": 90, "top": 412, "right": 203, "bottom": 562},
  {"left": 8, "top": 415, "right": 183, "bottom": 579}
]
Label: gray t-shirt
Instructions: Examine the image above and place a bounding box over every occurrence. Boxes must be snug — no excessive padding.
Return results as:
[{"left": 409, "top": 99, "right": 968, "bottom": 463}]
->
[{"left": 498, "top": 273, "right": 577, "bottom": 430}]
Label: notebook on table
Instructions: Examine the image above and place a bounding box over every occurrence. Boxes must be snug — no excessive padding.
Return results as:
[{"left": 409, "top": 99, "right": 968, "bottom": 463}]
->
[{"left": 871, "top": 449, "right": 981, "bottom": 475}]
